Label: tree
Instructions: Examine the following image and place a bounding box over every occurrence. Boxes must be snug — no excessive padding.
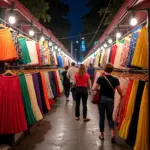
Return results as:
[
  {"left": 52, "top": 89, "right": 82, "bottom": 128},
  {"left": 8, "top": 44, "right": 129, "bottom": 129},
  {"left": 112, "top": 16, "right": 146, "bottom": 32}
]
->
[
  {"left": 19, "top": 0, "right": 51, "bottom": 22},
  {"left": 82, "top": 0, "right": 125, "bottom": 53},
  {"left": 99, "top": 0, "right": 125, "bottom": 25}
]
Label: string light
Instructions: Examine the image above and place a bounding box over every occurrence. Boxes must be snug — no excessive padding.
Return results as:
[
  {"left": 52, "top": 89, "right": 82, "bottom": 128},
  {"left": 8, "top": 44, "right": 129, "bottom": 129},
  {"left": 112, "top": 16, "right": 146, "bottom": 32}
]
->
[
  {"left": 49, "top": 41, "right": 52, "bottom": 46},
  {"left": 104, "top": 43, "right": 107, "bottom": 48},
  {"left": 108, "top": 38, "right": 113, "bottom": 44},
  {"left": 116, "top": 32, "right": 121, "bottom": 39},
  {"left": 8, "top": 15, "right": 16, "bottom": 24},
  {"left": 130, "top": 17, "right": 137, "bottom": 26},
  {"left": 101, "top": 46, "right": 104, "bottom": 50},
  {"left": 58, "top": 48, "right": 61, "bottom": 52},
  {"left": 29, "top": 30, "right": 34, "bottom": 36},
  {"left": 54, "top": 45, "right": 58, "bottom": 50},
  {"left": 40, "top": 36, "right": 45, "bottom": 42}
]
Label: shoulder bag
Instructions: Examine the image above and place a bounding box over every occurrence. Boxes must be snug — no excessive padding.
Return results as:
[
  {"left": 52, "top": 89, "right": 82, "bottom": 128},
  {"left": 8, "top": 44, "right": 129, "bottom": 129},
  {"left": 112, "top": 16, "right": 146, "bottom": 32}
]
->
[{"left": 91, "top": 76, "right": 114, "bottom": 104}]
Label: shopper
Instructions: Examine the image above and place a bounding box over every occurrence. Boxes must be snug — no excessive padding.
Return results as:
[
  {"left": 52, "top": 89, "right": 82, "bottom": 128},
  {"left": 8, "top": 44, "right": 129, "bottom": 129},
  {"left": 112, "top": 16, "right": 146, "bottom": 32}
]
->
[
  {"left": 67, "top": 62, "right": 78, "bottom": 101},
  {"left": 74, "top": 64, "right": 91, "bottom": 122},
  {"left": 87, "top": 63, "right": 95, "bottom": 85},
  {"left": 62, "top": 66, "right": 71, "bottom": 101},
  {"left": 93, "top": 63, "right": 123, "bottom": 143}
]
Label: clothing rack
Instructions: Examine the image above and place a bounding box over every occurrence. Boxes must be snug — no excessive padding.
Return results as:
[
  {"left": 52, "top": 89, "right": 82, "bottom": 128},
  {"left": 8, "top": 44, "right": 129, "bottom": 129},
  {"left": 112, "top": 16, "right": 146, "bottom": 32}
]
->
[{"left": 95, "top": 67, "right": 148, "bottom": 74}]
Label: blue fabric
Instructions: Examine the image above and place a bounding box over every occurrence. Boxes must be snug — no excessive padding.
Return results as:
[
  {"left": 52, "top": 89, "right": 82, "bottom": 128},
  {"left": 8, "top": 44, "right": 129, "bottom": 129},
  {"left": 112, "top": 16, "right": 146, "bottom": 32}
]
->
[
  {"left": 98, "top": 96, "right": 114, "bottom": 132},
  {"left": 87, "top": 66, "right": 95, "bottom": 78},
  {"left": 48, "top": 72, "right": 57, "bottom": 97},
  {"left": 57, "top": 55, "right": 64, "bottom": 67},
  {"left": 126, "top": 32, "right": 139, "bottom": 67}
]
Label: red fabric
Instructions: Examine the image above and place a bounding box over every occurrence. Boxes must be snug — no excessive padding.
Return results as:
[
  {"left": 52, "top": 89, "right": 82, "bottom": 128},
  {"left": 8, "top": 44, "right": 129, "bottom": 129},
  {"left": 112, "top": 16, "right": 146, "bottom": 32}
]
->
[
  {"left": 0, "top": 75, "right": 27, "bottom": 134},
  {"left": 35, "top": 43, "right": 42, "bottom": 65},
  {"left": 75, "top": 73, "right": 90, "bottom": 87},
  {"left": 53, "top": 71, "right": 61, "bottom": 97},
  {"left": 40, "top": 72, "right": 51, "bottom": 111},
  {"left": 117, "top": 80, "right": 133, "bottom": 130},
  {"left": 110, "top": 45, "right": 118, "bottom": 64}
]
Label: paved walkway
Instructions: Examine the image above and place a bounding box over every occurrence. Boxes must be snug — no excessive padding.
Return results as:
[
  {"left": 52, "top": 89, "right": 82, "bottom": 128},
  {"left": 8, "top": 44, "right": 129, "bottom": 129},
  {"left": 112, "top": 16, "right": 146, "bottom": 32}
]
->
[{"left": 13, "top": 96, "right": 130, "bottom": 150}]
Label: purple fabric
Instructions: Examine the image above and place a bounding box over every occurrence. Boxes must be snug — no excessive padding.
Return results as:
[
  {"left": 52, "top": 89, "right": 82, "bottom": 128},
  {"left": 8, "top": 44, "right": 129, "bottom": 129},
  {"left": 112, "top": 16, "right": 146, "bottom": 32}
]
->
[{"left": 32, "top": 73, "right": 43, "bottom": 114}]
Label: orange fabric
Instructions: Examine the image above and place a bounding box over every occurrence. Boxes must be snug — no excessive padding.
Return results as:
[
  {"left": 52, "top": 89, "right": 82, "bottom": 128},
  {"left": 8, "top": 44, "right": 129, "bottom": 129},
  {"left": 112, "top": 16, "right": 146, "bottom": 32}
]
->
[
  {"left": 0, "top": 28, "right": 18, "bottom": 61},
  {"left": 40, "top": 72, "right": 51, "bottom": 111}
]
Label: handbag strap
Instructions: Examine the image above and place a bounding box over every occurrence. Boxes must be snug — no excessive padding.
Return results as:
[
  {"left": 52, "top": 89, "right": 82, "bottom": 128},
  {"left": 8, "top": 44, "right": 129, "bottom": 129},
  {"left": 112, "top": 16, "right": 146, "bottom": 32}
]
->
[{"left": 103, "top": 76, "right": 114, "bottom": 92}]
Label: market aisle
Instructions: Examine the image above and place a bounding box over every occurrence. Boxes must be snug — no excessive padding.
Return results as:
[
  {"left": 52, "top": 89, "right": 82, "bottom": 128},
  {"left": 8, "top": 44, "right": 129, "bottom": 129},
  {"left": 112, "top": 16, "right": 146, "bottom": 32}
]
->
[{"left": 13, "top": 96, "right": 130, "bottom": 150}]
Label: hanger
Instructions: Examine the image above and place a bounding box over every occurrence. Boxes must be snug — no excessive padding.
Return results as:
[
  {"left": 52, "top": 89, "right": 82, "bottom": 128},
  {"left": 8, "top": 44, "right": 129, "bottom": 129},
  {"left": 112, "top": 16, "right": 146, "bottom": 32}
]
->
[
  {"left": 0, "top": 24, "right": 7, "bottom": 29},
  {"left": 3, "top": 70, "right": 15, "bottom": 76}
]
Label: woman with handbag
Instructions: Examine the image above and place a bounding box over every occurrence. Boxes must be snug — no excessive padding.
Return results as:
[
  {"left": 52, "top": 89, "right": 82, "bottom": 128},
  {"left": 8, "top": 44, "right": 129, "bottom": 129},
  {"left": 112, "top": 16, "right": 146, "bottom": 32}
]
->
[
  {"left": 74, "top": 64, "right": 91, "bottom": 122},
  {"left": 93, "top": 63, "right": 123, "bottom": 143}
]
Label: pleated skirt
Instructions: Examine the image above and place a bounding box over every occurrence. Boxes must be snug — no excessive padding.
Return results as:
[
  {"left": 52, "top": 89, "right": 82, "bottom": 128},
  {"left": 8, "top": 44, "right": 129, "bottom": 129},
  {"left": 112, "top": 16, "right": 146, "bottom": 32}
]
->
[
  {"left": 18, "top": 74, "right": 36, "bottom": 125},
  {"left": 0, "top": 75, "right": 27, "bottom": 134},
  {"left": 25, "top": 74, "right": 43, "bottom": 121}
]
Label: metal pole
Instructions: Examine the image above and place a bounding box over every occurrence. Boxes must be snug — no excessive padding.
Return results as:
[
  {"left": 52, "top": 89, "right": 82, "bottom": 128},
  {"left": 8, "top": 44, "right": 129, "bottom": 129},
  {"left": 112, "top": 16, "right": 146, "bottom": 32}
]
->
[{"left": 147, "top": 9, "right": 150, "bottom": 149}]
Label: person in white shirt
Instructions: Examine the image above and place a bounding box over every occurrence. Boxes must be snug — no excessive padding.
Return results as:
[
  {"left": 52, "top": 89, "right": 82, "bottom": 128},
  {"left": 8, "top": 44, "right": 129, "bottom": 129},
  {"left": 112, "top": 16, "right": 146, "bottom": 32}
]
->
[{"left": 67, "top": 62, "right": 78, "bottom": 101}]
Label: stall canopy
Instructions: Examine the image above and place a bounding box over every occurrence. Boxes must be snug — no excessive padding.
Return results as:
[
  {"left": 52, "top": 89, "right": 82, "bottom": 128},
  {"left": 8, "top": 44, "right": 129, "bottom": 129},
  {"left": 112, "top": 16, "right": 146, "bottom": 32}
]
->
[
  {"left": 0, "top": 0, "right": 74, "bottom": 60},
  {"left": 86, "top": 0, "right": 150, "bottom": 59}
]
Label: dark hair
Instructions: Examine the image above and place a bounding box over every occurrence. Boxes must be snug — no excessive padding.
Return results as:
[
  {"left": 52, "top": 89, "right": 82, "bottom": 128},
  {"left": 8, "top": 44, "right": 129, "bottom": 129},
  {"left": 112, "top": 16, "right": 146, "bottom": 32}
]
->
[
  {"left": 90, "top": 63, "right": 93, "bottom": 66},
  {"left": 78, "top": 64, "right": 86, "bottom": 76},
  {"left": 65, "top": 66, "right": 69, "bottom": 70},
  {"left": 71, "top": 62, "right": 75, "bottom": 66},
  {"left": 104, "top": 63, "right": 114, "bottom": 73}
]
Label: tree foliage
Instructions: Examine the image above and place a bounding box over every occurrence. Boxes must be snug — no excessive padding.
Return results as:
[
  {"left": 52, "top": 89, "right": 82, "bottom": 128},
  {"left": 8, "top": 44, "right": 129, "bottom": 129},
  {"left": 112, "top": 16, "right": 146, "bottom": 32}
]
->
[
  {"left": 19, "top": 0, "right": 51, "bottom": 22},
  {"left": 99, "top": 0, "right": 125, "bottom": 25}
]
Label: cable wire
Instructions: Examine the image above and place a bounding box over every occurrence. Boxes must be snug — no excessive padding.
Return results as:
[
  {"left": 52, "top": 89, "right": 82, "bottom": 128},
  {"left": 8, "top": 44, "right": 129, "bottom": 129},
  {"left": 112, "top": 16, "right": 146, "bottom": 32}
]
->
[{"left": 87, "top": 0, "right": 112, "bottom": 47}]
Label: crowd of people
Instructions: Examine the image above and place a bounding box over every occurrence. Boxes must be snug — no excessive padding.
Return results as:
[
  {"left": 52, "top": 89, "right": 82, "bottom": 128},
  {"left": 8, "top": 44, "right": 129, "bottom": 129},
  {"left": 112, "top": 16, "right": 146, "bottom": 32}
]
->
[{"left": 61, "top": 62, "right": 123, "bottom": 144}]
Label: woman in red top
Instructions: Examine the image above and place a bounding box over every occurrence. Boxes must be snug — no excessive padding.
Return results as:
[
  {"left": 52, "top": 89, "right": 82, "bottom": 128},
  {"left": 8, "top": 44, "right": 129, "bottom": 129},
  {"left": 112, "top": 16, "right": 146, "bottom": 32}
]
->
[{"left": 74, "top": 64, "right": 91, "bottom": 122}]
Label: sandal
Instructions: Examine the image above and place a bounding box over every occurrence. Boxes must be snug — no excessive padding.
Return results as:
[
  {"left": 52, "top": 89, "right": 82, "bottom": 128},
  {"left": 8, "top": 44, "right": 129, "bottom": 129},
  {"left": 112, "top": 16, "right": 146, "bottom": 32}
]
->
[
  {"left": 83, "top": 118, "right": 90, "bottom": 122},
  {"left": 75, "top": 117, "right": 80, "bottom": 121},
  {"left": 99, "top": 135, "right": 104, "bottom": 140},
  {"left": 111, "top": 137, "right": 116, "bottom": 144}
]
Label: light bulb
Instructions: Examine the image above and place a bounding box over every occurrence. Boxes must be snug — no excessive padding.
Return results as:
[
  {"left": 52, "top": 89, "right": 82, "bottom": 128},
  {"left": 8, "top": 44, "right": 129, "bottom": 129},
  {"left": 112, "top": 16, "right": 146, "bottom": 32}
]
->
[
  {"left": 130, "top": 17, "right": 137, "bottom": 26},
  {"left": 29, "top": 30, "right": 34, "bottom": 36},
  {"left": 49, "top": 42, "right": 52, "bottom": 46},
  {"left": 8, "top": 16, "right": 16, "bottom": 24},
  {"left": 98, "top": 48, "right": 101, "bottom": 51},
  {"left": 116, "top": 32, "right": 121, "bottom": 39},
  {"left": 40, "top": 36, "right": 45, "bottom": 42},
  {"left": 58, "top": 48, "right": 61, "bottom": 52},
  {"left": 54, "top": 45, "right": 58, "bottom": 50},
  {"left": 101, "top": 46, "right": 104, "bottom": 50},
  {"left": 108, "top": 38, "right": 113, "bottom": 44},
  {"left": 104, "top": 43, "right": 107, "bottom": 48}
]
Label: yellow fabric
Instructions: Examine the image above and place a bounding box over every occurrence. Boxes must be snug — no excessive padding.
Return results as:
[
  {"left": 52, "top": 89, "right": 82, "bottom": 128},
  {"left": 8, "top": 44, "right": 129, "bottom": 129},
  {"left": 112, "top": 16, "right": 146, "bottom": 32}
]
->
[
  {"left": 25, "top": 74, "right": 43, "bottom": 121},
  {"left": 94, "top": 52, "right": 100, "bottom": 67},
  {"left": 56, "top": 71, "right": 63, "bottom": 93},
  {"left": 134, "top": 83, "right": 149, "bottom": 150},
  {"left": 100, "top": 50, "right": 105, "bottom": 66},
  {"left": 132, "top": 27, "right": 148, "bottom": 68},
  {"left": 119, "top": 81, "right": 139, "bottom": 139}
]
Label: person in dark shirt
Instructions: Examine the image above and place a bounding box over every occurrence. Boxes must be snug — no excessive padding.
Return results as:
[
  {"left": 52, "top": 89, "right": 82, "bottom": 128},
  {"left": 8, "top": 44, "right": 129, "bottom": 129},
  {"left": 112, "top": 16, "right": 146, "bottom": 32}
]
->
[
  {"left": 62, "top": 66, "right": 71, "bottom": 101},
  {"left": 87, "top": 63, "right": 95, "bottom": 84},
  {"left": 93, "top": 63, "right": 123, "bottom": 143}
]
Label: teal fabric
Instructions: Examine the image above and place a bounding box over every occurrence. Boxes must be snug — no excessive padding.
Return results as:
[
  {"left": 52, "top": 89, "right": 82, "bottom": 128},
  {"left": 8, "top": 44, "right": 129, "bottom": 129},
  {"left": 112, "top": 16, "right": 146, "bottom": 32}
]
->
[{"left": 18, "top": 38, "right": 31, "bottom": 64}]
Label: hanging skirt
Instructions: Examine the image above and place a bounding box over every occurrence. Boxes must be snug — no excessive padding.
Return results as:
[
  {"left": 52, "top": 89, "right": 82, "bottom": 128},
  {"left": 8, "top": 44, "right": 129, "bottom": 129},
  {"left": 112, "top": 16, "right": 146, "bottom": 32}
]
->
[
  {"left": 18, "top": 74, "right": 36, "bottom": 125},
  {"left": 49, "top": 72, "right": 57, "bottom": 97},
  {"left": 32, "top": 73, "right": 44, "bottom": 114},
  {"left": 25, "top": 74, "right": 43, "bottom": 121},
  {"left": 44, "top": 72, "right": 54, "bottom": 104},
  {"left": 119, "top": 81, "right": 139, "bottom": 139},
  {"left": 0, "top": 28, "right": 18, "bottom": 61},
  {"left": 40, "top": 72, "right": 51, "bottom": 111},
  {"left": 0, "top": 75, "right": 27, "bottom": 134},
  {"left": 134, "top": 83, "right": 149, "bottom": 150},
  {"left": 37, "top": 73, "right": 49, "bottom": 114}
]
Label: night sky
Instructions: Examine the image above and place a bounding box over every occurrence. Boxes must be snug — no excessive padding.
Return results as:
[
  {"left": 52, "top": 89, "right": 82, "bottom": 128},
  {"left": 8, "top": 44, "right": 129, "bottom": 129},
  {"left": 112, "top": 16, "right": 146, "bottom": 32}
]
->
[{"left": 60, "top": 0, "right": 89, "bottom": 36}]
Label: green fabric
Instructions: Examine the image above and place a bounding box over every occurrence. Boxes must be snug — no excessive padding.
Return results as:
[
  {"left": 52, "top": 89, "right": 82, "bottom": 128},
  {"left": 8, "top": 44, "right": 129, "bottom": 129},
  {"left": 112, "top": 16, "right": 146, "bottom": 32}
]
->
[
  {"left": 18, "top": 38, "right": 31, "bottom": 64},
  {"left": 18, "top": 74, "right": 36, "bottom": 125}
]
